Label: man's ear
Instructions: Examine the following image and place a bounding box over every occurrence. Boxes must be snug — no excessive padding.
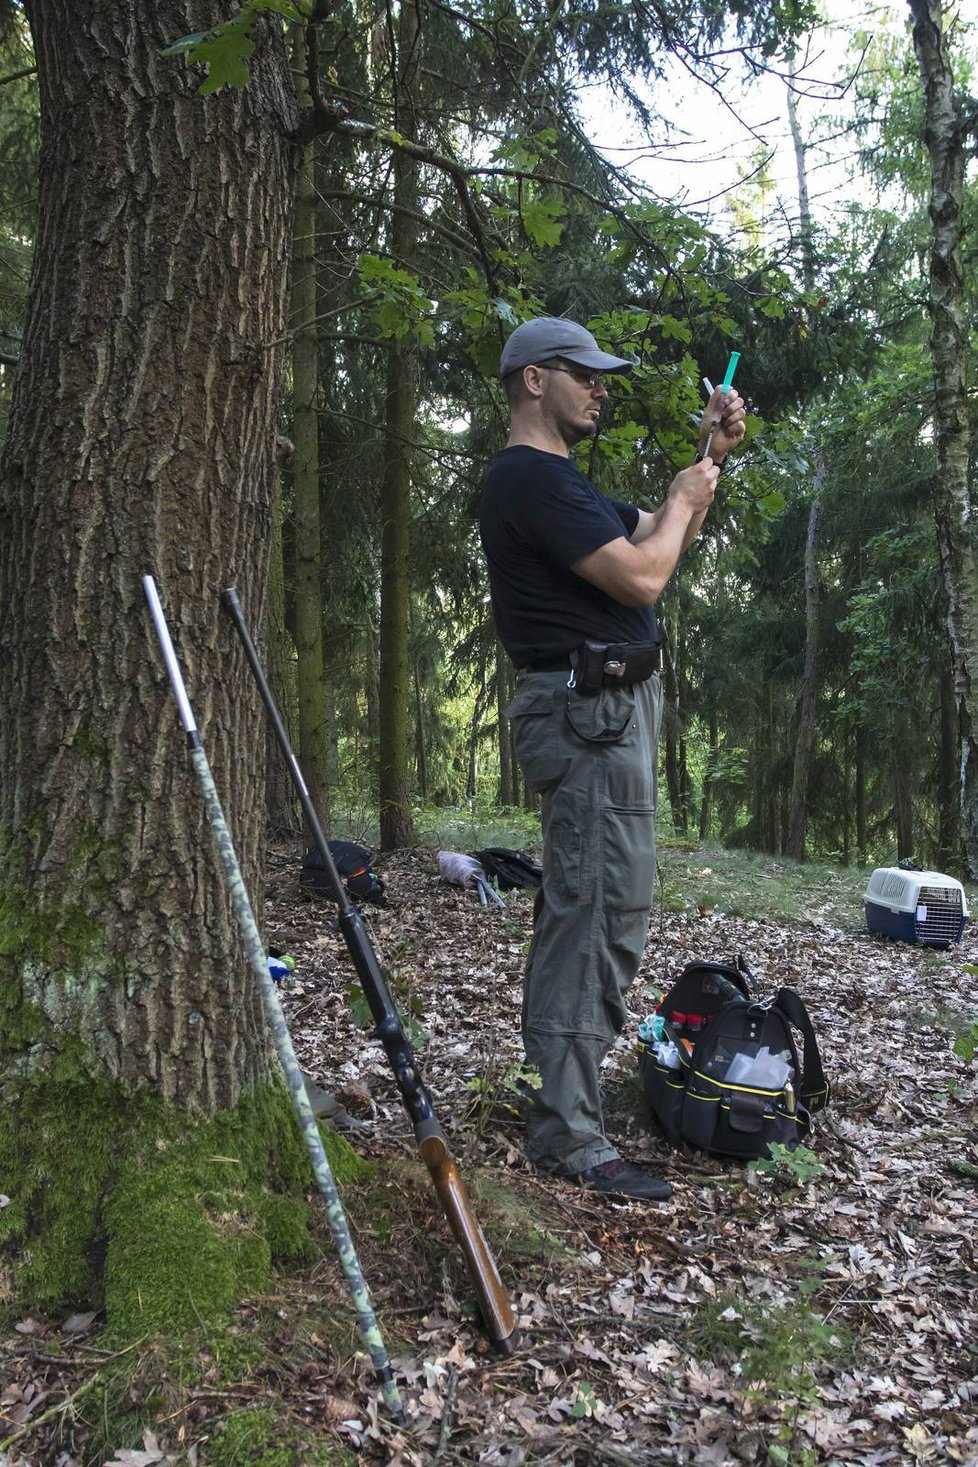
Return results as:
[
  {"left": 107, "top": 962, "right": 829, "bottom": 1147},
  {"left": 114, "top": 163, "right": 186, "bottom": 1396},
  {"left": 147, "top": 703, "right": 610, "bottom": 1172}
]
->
[{"left": 521, "top": 364, "right": 545, "bottom": 399}]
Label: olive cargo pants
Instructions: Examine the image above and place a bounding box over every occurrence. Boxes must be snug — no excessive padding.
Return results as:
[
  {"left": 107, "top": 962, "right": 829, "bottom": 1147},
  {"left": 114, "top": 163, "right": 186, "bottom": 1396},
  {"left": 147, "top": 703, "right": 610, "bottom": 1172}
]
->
[{"left": 505, "top": 671, "right": 663, "bottom": 1174}]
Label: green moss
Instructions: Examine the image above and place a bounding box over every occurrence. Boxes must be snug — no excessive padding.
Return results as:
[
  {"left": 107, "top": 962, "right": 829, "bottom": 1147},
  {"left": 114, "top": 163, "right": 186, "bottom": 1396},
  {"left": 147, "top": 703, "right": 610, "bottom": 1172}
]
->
[
  {"left": 205, "top": 1328, "right": 270, "bottom": 1382},
  {"left": 207, "top": 1407, "right": 357, "bottom": 1467},
  {"left": 255, "top": 1192, "right": 315, "bottom": 1264},
  {"left": 0, "top": 1054, "right": 372, "bottom": 1341}
]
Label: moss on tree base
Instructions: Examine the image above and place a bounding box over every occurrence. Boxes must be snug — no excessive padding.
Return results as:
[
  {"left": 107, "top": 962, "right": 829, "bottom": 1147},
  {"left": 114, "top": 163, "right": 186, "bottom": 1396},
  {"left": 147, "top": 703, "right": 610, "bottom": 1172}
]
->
[{"left": 0, "top": 1056, "right": 372, "bottom": 1341}]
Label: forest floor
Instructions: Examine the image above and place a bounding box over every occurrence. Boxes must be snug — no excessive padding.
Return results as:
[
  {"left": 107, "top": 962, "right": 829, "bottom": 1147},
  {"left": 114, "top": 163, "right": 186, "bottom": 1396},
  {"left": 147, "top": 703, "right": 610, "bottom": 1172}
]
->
[{"left": 2, "top": 840, "right": 977, "bottom": 1467}]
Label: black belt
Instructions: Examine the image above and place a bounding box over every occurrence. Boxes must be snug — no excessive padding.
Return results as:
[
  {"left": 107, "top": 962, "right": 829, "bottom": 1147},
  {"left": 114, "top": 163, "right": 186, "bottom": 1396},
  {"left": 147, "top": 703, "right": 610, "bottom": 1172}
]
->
[{"left": 520, "top": 640, "right": 660, "bottom": 687}]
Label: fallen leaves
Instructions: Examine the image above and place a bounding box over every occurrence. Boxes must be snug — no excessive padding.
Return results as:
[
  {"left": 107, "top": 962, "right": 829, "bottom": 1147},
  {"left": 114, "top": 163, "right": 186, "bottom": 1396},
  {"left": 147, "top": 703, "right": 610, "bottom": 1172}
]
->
[{"left": 3, "top": 845, "right": 977, "bottom": 1464}]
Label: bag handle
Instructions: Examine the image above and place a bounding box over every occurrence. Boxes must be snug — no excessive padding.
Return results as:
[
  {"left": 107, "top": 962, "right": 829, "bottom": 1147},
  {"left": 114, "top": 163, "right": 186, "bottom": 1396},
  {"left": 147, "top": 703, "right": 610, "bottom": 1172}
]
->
[{"left": 773, "top": 988, "right": 831, "bottom": 1113}]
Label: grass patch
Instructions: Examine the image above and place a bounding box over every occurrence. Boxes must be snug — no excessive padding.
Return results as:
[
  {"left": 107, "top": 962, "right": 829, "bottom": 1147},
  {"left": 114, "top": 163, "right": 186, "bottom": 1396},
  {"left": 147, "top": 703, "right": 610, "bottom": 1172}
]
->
[
  {"left": 413, "top": 802, "right": 541, "bottom": 854},
  {"left": 686, "top": 1266, "right": 852, "bottom": 1404},
  {"left": 658, "top": 842, "right": 873, "bottom": 927}
]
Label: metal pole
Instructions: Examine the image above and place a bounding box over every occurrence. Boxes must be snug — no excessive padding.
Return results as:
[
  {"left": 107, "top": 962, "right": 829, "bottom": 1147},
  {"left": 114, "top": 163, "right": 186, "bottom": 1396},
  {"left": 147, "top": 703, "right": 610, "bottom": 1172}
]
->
[{"left": 142, "top": 575, "right": 405, "bottom": 1424}]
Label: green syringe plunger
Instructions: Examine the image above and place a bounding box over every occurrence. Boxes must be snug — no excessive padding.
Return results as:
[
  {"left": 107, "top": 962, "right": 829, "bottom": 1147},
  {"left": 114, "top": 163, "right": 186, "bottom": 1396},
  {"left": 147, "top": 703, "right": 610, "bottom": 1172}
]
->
[{"left": 721, "top": 351, "right": 741, "bottom": 393}]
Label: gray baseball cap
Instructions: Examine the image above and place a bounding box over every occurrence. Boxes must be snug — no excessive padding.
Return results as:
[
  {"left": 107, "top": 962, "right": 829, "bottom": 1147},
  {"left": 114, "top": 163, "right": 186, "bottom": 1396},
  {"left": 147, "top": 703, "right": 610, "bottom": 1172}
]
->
[{"left": 499, "top": 316, "right": 634, "bottom": 379}]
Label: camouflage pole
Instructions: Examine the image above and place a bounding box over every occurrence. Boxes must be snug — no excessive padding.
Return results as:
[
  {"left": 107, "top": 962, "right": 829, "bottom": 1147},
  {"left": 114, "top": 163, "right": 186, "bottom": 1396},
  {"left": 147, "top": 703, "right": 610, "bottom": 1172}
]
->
[{"left": 142, "top": 576, "right": 405, "bottom": 1425}]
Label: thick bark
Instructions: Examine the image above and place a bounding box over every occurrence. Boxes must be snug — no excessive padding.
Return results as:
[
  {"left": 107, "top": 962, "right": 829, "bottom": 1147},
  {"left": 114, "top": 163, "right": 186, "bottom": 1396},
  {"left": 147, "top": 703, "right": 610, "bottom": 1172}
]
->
[
  {"left": 937, "top": 651, "right": 960, "bottom": 869},
  {"left": 910, "top": 0, "right": 978, "bottom": 875},
  {"left": 0, "top": 3, "right": 309, "bottom": 1330},
  {"left": 0, "top": 1, "right": 296, "bottom": 1107}
]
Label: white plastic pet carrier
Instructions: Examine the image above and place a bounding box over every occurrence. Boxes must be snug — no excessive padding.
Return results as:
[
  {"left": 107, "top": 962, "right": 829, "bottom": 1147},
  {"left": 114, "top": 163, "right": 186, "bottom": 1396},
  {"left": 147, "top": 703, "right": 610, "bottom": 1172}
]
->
[{"left": 863, "top": 866, "right": 969, "bottom": 948}]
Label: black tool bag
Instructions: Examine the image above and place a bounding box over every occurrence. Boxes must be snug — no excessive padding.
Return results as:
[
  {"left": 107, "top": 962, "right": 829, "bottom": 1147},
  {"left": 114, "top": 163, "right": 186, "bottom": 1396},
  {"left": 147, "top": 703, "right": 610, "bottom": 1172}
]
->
[
  {"left": 300, "top": 841, "right": 387, "bottom": 907},
  {"left": 638, "top": 958, "right": 830, "bottom": 1161},
  {"left": 469, "top": 847, "right": 542, "bottom": 892}
]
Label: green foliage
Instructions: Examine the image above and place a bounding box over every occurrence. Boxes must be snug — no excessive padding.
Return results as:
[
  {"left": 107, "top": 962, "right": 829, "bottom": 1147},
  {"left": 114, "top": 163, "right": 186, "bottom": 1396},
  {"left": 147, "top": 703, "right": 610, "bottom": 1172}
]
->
[
  {"left": 688, "top": 1269, "right": 851, "bottom": 1403},
  {"left": 358, "top": 253, "right": 434, "bottom": 345},
  {"left": 571, "top": 1380, "right": 600, "bottom": 1419},
  {"left": 953, "top": 970, "right": 978, "bottom": 1060},
  {"left": 346, "top": 977, "right": 428, "bottom": 1049},
  {"left": 162, "top": 0, "right": 307, "bottom": 93},
  {"left": 749, "top": 1142, "right": 825, "bottom": 1185}
]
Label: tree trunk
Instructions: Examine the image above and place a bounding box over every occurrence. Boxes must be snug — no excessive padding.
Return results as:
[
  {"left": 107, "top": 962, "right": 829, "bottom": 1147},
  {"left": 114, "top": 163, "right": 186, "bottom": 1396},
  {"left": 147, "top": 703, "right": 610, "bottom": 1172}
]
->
[
  {"left": 265, "top": 469, "right": 301, "bottom": 836},
  {"left": 290, "top": 28, "right": 330, "bottom": 831},
  {"left": 937, "top": 649, "right": 960, "bottom": 870},
  {"left": 699, "top": 710, "right": 718, "bottom": 841},
  {"left": 496, "top": 641, "right": 515, "bottom": 805},
  {"left": 893, "top": 736, "right": 914, "bottom": 861},
  {"left": 855, "top": 718, "right": 868, "bottom": 865},
  {"left": 0, "top": 1, "right": 326, "bottom": 1335},
  {"left": 910, "top": 0, "right": 978, "bottom": 876},
  {"left": 784, "top": 86, "right": 822, "bottom": 863},
  {"left": 786, "top": 489, "right": 823, "bottom": 859},
  {"left": 659, "top": 628, "right": 687, "bottom": 834},
  {"left": 414, "top": 657, "right": 428, "bottom": 802},
  {"left": 377, "top": 0, "right": 420, "bottom": 851}
]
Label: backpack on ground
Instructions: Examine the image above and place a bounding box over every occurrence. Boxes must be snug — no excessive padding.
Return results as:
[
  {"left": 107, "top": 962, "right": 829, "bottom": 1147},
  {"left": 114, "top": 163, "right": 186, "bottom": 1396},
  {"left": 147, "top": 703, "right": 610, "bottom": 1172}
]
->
[
  {"left": 638, "top": 957, "right": 830, "bottom": 1162},
  {"left": 469, "top": 847, "right": 542, "bottom": 892},
  {"left": 300, "top": 841, "right": 387, "bottom": 907}
]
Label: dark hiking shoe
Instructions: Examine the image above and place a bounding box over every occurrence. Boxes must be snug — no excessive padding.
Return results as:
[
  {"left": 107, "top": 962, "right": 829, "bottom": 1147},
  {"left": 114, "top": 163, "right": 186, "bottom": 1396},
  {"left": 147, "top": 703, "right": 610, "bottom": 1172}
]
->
[{"left": 565, "top": 1159, "right": 672, "bottom": 1201}]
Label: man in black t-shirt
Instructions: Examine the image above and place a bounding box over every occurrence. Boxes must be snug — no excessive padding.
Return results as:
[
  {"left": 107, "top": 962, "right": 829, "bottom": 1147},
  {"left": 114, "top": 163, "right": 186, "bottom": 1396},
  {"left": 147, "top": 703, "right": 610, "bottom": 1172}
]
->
[{"left": 478, "top": 316, "right": 745, "bottom": 1201}]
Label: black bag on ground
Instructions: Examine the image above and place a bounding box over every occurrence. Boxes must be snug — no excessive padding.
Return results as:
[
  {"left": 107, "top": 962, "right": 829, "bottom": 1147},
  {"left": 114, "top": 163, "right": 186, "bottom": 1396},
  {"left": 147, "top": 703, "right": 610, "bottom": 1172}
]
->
[
  {"left": 638, "top": 957, "right": 830, "bottom": 1162},
  {"left": 300, "top": 841, "right": 387, "bottom": 907},
  {"left": 469, "top": 847, "right": 542, "bottom": 892}
]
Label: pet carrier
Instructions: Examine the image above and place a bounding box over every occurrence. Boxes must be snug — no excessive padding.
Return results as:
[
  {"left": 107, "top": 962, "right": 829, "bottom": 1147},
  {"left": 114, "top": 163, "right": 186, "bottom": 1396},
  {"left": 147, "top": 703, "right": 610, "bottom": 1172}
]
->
[{"left": 863, "top": 867, "right": 969, "bottom": 948}]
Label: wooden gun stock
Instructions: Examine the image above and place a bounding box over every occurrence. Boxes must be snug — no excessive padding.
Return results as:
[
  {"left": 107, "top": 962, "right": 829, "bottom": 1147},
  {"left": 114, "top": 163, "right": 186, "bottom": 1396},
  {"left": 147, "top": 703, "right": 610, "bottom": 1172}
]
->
[
  {"left": 418, "top": 1128, "right": 518, "bottom": 1353},
  {"left": 221, "top": 587, "right": 519, "bottom": 1355}
]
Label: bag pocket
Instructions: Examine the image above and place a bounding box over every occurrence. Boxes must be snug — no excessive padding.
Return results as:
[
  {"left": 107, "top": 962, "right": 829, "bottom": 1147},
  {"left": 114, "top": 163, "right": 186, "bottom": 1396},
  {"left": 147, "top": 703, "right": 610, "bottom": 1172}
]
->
[
  {"left": 683, "top": 1073, "right": 798, "bottom": 1159},
  {"left": 638, "top": 1046, "right": 686, "bottom": 1146}
]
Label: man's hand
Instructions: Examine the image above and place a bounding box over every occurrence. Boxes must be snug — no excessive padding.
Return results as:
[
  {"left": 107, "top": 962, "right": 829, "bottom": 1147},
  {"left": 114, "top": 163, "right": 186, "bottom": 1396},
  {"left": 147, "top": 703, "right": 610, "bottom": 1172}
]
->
[
  {"left": 698, "top": 387, "right": 746, "bottom": 462},
  {"left": 670, "top": 456, "right": 720, "bottom": 513}
]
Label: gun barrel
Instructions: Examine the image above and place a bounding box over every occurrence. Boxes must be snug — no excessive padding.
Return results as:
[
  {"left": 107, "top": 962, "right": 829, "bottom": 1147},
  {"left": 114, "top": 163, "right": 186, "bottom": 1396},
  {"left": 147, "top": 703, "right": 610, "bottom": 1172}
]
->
[{"left": 221, "top": 586, "right": 519, "bottom": 1354}]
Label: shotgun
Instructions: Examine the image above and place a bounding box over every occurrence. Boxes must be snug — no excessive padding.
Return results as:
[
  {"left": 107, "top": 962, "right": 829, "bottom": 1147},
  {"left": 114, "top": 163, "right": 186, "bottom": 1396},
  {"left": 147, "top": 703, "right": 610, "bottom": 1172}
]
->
[
  {"left": 221, "top": 586, "right": 518, "bottom": 1357},
  {"left": 143, "top": 576, "right": 405, "bottom": 1423}
]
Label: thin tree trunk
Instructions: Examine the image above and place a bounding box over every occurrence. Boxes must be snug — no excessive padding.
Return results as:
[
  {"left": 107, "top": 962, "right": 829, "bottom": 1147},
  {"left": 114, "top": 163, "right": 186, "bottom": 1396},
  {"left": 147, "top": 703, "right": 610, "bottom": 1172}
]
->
[
  {"left": 266, "top": 468, "right": 301, "bottom": 836},
  {"left": 855, "top": 720, "right": 868, "bottom": 866},
  {"left": 290, "top": 28, "right": 329, "bottom": 831},
  {"left": 787, "top": 489, "right": 823, "bottom": 859},
  {"left": 414, "top": 658, "right": 427, "bottom": 802},
  {"left": 659, "top": 628, "right": 687, "bottom": 834},
  {"left": 937, "top": 649, "right": 960, "bottom": 869},
  {"left": 699, "top": 710, "right": 718, "bottom": 841},
  {"left": 910, "top": 0, "right": 978, "bottom": 876},
  {"left": 785, "top": 85, "right": 822, "bottom": 863},
  {"left": 893, "top": 737, "right": 914, "bottom": 861},
  {"left": 377, "top": 0, "right": 420, "bottom": 850}
]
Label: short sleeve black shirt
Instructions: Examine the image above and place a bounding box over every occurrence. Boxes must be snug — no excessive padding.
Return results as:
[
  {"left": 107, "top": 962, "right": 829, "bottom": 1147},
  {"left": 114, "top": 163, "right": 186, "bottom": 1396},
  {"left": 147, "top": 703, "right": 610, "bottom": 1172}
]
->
[{"left": 478, "top": 445, "right": 657, "bottom": 667}]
